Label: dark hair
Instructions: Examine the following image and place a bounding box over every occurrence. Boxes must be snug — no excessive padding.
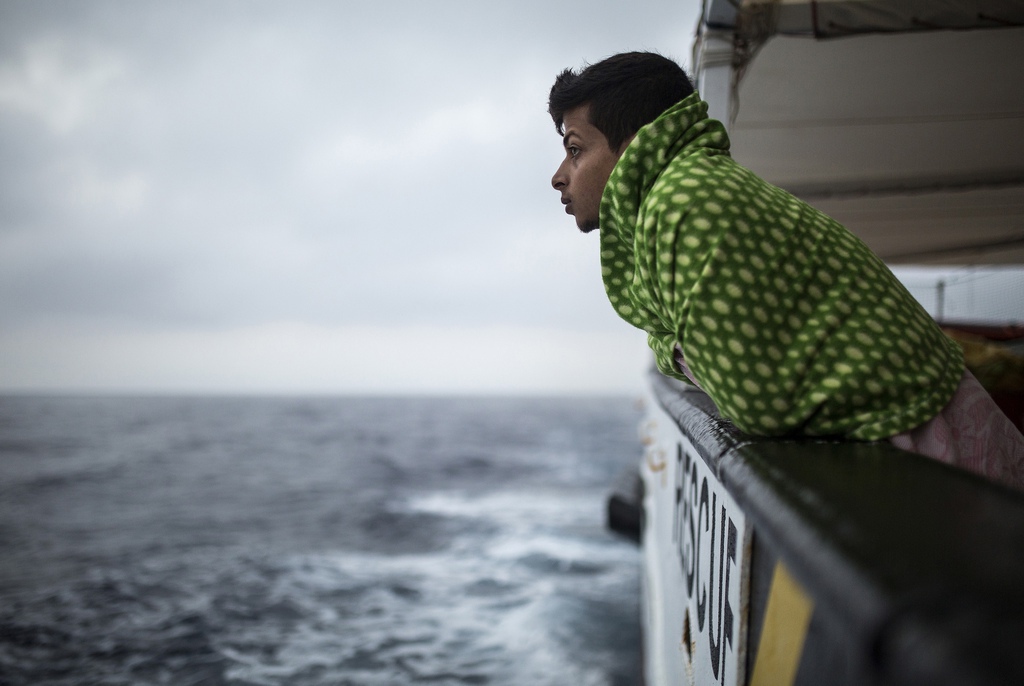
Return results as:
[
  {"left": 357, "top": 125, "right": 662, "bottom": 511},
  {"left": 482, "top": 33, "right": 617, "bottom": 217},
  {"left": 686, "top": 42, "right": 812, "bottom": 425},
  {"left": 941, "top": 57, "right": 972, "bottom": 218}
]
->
[{"left": 548, "top": 52, "right": 694, "bottom": 150}]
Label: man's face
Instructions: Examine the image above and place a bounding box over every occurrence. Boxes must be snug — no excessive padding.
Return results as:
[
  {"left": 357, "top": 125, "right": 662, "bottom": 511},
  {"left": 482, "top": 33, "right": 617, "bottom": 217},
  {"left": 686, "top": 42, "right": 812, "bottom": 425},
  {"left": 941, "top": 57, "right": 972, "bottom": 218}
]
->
[{"left": 551, "top": 105, "right": 626, "bottom": 233}]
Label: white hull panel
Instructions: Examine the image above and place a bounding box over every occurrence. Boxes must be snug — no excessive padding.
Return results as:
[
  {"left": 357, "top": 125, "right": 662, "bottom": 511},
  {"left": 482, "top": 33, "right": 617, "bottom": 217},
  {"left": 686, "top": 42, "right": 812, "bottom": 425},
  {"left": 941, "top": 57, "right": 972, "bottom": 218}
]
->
[{"left": 641, "top": 393, "right": 752, "bottom": 686}]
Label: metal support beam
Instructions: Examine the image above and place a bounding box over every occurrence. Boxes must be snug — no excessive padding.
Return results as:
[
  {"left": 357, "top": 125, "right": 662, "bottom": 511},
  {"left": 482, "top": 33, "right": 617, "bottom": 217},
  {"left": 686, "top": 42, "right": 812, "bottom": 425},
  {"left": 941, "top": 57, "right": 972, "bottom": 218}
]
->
[{"left": 694, "top": 28, "right": 736, "bottom": 129}]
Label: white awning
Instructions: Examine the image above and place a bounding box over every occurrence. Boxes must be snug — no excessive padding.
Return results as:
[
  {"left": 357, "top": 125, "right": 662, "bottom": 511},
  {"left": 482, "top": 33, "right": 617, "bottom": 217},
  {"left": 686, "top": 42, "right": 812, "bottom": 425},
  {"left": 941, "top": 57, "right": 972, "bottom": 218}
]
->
[{"left": 695, "top": 0, "right": 1024, "bottom": 264}]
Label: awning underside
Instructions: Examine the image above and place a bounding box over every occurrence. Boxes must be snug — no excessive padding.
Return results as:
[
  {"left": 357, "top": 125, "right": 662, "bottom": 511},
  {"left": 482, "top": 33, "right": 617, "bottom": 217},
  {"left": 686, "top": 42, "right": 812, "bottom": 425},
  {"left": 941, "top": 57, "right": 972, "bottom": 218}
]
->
[{"left": 718, "top": 12, "right": 1024, "bottom": 264}]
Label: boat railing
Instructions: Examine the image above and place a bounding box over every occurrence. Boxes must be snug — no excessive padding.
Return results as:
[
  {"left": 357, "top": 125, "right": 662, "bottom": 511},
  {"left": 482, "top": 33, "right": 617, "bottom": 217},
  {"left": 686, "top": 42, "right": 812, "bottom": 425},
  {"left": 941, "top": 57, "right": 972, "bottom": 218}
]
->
[{"left": 630, "top": 367, "right": 1024, "bottom": 686}]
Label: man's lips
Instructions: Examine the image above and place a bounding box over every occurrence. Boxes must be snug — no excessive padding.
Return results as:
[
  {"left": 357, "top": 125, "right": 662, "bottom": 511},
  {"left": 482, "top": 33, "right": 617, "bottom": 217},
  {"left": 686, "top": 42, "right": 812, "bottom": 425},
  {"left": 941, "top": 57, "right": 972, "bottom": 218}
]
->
[{"left": 561, "top": 198, "right": 573, "bottom": 215}]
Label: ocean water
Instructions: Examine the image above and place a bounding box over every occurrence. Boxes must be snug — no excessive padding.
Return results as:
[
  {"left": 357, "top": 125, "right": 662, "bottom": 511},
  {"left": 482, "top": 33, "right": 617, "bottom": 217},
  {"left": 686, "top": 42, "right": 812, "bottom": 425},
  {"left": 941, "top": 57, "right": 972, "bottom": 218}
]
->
[{"left": 0, "top": 395, "right": 644, "bottom": 685}]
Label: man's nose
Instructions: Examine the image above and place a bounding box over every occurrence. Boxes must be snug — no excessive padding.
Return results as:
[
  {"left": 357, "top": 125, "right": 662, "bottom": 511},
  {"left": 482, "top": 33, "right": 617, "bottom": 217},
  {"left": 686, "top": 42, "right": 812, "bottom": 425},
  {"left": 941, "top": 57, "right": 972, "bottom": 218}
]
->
[{"left": 551, "top": 159, "right": 568, "bottom": 191}]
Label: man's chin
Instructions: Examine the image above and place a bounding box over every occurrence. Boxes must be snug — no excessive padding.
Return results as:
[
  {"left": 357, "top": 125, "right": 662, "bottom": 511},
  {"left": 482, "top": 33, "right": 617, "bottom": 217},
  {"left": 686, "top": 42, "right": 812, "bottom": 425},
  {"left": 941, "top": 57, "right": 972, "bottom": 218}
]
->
[{"left": 578, "top": 218, "right": 600, "bottom": 233}]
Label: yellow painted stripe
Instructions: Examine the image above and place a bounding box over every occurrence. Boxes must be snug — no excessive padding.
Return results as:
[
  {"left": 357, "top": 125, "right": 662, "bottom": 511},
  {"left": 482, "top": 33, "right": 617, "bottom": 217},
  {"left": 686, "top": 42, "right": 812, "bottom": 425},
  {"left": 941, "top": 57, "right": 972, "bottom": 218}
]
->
[{"left": 750, "top": 561, "right": 814, "bottom": 686}]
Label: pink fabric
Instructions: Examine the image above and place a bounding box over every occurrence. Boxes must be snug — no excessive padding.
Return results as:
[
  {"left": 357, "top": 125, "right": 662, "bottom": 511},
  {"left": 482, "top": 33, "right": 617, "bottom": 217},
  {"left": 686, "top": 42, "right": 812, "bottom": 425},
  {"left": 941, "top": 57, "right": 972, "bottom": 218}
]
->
[{"left": 891, "top": 370, "right": 1024, "bottom": 492}]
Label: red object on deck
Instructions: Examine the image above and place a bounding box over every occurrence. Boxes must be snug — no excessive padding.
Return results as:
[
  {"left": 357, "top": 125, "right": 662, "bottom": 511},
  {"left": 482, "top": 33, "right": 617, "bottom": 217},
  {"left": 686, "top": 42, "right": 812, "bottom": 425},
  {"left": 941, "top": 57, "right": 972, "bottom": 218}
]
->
[{"left": 941, "top": 323, "right": 1024, "bottom": 342}]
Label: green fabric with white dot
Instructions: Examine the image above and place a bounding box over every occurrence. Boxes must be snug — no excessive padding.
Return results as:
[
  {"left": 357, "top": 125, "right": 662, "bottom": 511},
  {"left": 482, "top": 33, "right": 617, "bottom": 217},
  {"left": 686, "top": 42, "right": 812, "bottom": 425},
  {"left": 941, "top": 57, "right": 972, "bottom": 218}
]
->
[{"left": 599, "top": 92, "right": 964, "bottom": 440}]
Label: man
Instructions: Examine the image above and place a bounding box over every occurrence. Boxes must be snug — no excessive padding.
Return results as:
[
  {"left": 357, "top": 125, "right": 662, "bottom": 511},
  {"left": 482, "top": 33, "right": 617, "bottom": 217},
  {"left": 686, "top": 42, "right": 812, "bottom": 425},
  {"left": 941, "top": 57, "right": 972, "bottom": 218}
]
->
[{"left": 549, "top": 51, "right": 1024, "bottom": 489}]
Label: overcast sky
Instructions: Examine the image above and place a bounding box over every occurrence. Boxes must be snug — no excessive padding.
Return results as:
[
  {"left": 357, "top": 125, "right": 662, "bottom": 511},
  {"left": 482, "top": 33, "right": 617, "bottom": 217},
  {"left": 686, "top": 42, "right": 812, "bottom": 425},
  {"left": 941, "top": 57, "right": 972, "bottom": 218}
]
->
[
  {"left": 4, "top": 2, "right": 1020, "bottom": 397},
  {"left": 0, "top": 0, "right": 704, "bottom": 395}
]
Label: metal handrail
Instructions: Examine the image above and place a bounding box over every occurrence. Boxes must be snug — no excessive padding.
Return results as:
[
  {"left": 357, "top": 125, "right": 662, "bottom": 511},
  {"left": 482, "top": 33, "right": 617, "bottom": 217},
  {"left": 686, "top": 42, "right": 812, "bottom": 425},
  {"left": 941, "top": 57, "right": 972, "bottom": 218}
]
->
[{"left": 646, "top": 368, "right": 1024, "bottom": 685}]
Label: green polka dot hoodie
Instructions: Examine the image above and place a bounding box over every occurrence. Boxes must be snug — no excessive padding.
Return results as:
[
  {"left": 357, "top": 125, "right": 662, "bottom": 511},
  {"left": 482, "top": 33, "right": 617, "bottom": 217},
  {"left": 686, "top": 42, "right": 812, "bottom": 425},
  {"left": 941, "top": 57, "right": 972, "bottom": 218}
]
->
[{"left": 599, "top": 92, "right": 964, "bottom": 440}]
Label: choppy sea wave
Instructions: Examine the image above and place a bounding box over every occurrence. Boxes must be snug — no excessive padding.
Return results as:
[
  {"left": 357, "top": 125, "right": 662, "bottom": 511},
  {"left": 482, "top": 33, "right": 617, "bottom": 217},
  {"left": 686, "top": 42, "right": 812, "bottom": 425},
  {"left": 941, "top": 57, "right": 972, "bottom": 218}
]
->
[{"left": 0, "top": 396, "right": 643, "bottom": 685}]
